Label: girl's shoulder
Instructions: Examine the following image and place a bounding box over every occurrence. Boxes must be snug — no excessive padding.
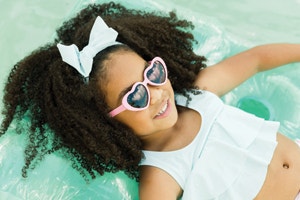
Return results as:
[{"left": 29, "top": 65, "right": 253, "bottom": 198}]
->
[{"left": 175, "top": 89, "right": 224, "bottom": 116}]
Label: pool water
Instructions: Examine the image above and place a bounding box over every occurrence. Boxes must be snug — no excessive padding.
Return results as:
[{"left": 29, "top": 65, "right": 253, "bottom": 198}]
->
[{"left": 1, "top": 0, "right": 300, "bottom": 199}]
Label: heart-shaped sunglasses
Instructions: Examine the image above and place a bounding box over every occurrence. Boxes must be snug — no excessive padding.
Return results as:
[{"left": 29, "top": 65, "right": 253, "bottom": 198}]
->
[{"left": 109, "top": 57, "right": 168, "bottom": 117}]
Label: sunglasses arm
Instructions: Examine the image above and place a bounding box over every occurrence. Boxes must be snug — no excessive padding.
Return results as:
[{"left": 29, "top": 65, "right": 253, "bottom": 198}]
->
[{"left": 109, "top": 105, "right": 126, "bottom": 117}]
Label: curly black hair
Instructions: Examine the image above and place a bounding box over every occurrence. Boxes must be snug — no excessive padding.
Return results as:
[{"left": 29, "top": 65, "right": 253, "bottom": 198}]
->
[{"left": 0, "top": 2, "right": 206, "bottom": 181}]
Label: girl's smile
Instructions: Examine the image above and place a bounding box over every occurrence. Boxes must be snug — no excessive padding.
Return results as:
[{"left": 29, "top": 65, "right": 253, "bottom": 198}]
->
[{"left": 154, "top": 99, "right": 172, "bottom": 119}]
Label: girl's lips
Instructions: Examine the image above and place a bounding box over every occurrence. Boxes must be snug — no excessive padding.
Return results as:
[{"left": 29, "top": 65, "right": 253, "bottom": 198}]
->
[{"left": 154, "top": 99, "right": 172, "bottom": 119}]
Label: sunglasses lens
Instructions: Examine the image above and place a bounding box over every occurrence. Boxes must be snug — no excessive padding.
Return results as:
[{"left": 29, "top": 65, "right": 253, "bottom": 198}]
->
[
  {"left": 127, "top": 84, "right": 149, "bottom": 108},
  {"left": 146, "top": 60, "right": 166, "bottom": 84}
]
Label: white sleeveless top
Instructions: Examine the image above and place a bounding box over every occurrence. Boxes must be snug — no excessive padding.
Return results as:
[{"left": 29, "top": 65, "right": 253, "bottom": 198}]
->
[{"left": 139, "top": 89, "right": 279, "bottom": 200}]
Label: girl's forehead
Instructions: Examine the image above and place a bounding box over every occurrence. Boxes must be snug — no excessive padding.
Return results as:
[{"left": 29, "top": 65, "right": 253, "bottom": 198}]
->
[{"left": 106, "top": 51, "right": 145, "bottom": 78}]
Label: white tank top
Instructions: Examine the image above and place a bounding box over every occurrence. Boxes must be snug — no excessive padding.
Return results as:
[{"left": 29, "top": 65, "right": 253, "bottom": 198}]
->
[{"left": 140, "top": 89, "right": 279, "bottom": 200}]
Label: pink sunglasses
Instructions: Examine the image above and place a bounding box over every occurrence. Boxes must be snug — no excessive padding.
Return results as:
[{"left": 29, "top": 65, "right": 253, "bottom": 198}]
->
[{"left": 109, "top": 57, "right": 168, "bottom": 117}]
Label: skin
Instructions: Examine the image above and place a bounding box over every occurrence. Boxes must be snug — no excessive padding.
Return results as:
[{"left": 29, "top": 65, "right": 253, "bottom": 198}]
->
[
  {"left": 104, "top": 51, "right": 180, "bottom": 151},
  {"left": 104, "top": 44, "right": 300, "bottom": 199}
]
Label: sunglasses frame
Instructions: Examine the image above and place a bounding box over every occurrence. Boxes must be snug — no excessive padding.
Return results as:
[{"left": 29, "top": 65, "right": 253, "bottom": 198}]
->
[{"left": 109, "top": 57, "right": 168, "bottom": 117}]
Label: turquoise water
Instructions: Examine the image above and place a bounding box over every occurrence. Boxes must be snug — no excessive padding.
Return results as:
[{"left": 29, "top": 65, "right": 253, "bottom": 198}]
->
[
  {"left": 0, "top": 0, "right": 77, "bottom": 104},
  {"left": 1, "top": 0, "right": 300, "bottom": 199}
]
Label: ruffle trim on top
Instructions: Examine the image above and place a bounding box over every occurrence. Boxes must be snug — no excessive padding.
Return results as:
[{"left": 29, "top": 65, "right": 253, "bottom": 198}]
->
[{"left": 182, "top": 105, "right": 279, "bottom": 200}]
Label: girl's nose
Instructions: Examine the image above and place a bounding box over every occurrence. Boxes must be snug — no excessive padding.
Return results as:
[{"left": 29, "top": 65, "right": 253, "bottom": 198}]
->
[{"left": 149, "top": 86, "right": 163, "bottom": 105}]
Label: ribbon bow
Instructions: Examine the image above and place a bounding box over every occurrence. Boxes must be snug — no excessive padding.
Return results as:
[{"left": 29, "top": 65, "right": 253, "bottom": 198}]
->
[{"left": 57, "top": 16, "right": 120, "bottom": 78}]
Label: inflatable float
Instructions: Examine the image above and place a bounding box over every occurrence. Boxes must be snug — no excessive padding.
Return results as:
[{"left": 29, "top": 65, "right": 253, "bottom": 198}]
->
[{"left": 1, "top": 0, "right": 300, "bottom": 199}]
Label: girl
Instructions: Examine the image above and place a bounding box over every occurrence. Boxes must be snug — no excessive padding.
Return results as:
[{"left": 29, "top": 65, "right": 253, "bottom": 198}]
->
[{"left": 1, "top": 2, "right": 300, "bottom": 199}]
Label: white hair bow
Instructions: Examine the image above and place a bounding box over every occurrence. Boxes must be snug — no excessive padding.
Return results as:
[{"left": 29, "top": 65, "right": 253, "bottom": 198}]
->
[{"left": 57, "top": 16, "right": 120, "bottom": 79}]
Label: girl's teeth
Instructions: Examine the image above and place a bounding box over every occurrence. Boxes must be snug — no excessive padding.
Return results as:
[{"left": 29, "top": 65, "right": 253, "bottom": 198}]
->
[{"left": 157, "top": 103, "right": 168, "bottom": 116}]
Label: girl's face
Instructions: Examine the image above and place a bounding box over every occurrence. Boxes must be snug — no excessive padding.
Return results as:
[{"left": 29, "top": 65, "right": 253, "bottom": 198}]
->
[{"left": 103, "top": 51, "right": 178, "bottom": 139}]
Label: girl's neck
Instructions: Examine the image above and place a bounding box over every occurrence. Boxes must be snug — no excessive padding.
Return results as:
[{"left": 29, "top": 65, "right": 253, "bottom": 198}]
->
[{"left": 141, "top": 106, "right": 201, "bottom": 152}]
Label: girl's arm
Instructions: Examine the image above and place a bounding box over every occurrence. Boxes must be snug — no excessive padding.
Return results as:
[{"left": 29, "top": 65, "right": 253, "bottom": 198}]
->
[
  {"left": 139, "top": 166, "right": 182, "bottom": 199},
  {"left": 194, "top": 43, "right": 300, "bottom": 96}
]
